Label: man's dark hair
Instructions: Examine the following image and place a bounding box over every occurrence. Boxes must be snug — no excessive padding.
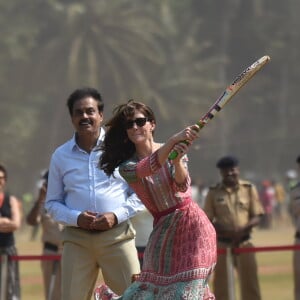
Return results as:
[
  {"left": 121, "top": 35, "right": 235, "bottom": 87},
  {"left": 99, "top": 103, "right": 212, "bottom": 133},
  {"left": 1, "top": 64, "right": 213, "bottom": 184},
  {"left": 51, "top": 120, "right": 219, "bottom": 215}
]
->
[
  {"left": 297, "top": 156, "right": 300, "bottom": 164},
  {"left": 66, "top": 87, "right": 104, "bottom": 115}
]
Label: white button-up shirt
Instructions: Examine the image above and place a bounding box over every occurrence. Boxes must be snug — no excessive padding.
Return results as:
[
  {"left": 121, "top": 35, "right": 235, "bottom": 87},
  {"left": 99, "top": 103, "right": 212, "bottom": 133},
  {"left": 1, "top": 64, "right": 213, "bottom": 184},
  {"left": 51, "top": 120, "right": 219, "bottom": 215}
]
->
[{"left": 45, "top": 128, "right": 144, "bottom": 226}]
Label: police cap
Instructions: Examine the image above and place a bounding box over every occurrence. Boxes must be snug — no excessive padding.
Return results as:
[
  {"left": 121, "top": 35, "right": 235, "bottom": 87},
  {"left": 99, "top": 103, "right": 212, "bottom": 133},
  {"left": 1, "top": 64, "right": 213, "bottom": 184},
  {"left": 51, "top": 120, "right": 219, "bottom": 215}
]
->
[{"left": 216, "top": 156, "right": 239, "bottom": 169}]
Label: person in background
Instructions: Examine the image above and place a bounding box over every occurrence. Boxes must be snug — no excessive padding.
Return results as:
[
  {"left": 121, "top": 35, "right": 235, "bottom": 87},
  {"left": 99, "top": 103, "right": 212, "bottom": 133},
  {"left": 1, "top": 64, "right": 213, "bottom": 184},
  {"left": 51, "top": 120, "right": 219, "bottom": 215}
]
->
[
  {"left": 96, "top": 100, "right": 216, "bottom": 299},
  {"left": 0, "top": 163, "right": 22, "bottom": 300},
  {"left": 286, "top": 169, "right": 298, "bottom": 190},
  {"left": 259, "top": 180, "right": 275, "bottom": 229},
  {"left": 204, "top": 156, "right": 264, "bottom": 300},
  {"left": 26, "top": 170, "right": 63, "bottom": 300},
  {"left": 45, "top": 88, "right": 144, "bottom": 300},
  {"left": 289, "top": 155, "right": 300, "bottom": 300},
  {"left": 273, "top": 179, "right": 287, "bottom": 224},
  {"left": 286, "top": 169, "right": 298, "bottom": 221}
]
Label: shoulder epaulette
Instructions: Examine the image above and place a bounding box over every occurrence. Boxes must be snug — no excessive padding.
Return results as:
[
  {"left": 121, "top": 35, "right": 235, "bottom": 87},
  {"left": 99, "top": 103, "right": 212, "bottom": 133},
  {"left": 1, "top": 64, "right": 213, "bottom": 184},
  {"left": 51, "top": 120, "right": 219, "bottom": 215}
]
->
[{"left": 240, "top": 180, "right": 253, "bottom": 188}]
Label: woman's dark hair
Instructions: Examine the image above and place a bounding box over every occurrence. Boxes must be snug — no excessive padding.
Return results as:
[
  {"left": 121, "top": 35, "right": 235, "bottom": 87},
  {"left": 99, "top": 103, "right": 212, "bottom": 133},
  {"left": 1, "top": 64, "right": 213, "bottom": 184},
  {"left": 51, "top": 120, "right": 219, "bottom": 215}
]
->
[
  {"left": 66, "top": 87, "right": 104, "bottom": 115},
  {"left": 99, "top": 100, "right": 156, "bottom": 176}
]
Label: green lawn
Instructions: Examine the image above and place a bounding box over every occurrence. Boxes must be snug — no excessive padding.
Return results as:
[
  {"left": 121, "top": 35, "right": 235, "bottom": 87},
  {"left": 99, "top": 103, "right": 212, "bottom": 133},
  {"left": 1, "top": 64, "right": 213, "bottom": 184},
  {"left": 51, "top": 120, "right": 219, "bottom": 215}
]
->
[{"left": 15, "top": 219, "right": 295, "bottom": 300}]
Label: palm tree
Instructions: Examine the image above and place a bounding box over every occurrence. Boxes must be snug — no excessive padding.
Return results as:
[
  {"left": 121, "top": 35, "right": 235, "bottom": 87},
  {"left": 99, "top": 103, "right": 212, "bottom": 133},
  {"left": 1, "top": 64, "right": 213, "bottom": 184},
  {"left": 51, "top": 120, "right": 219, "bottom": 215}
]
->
[
  {"left": 146, "top": 0, "right": 221, "bottom": 129},
  {"left": 30, "top": 0, "right": 168, "bottom": 148}
]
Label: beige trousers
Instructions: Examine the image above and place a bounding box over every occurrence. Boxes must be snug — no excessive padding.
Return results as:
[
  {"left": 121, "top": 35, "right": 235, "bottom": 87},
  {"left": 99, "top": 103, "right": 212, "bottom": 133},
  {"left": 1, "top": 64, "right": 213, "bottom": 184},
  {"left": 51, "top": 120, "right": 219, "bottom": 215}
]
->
[{"left": 61, "top": 221, "right": 140, "bottom": 300}]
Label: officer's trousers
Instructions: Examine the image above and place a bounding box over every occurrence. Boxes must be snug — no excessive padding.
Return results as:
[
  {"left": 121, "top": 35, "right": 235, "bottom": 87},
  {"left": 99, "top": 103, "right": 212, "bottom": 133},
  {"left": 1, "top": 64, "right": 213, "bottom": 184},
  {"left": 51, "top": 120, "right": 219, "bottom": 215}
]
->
[
  {"left": 213, "top": 240, "right": 261, "bottom": 300},
  {"left": 293, "top": 237, "right": 300, "bottom": 300}
]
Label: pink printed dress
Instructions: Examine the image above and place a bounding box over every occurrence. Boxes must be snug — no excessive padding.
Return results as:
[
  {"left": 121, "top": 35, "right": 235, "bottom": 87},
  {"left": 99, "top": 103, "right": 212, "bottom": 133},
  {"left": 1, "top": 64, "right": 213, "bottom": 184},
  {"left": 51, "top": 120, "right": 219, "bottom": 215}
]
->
[{"left": 95, "top": 151, "right": 216, "bottom": 300}]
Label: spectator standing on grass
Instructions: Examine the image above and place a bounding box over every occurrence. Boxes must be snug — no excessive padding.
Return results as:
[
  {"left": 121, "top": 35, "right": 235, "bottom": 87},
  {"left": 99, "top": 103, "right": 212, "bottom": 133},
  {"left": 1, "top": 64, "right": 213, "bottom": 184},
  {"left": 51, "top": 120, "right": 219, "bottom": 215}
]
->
[
  {"left": 26, "top": 170, "right": 63, "bottom": 300},
  {"left": 286, "top": 169, "right": 298, "bottom": 221},
  {"left": 259, "top": 180, "right": 275, "bottom": 229},
  {"left": 0, "top": 163, "right": 22, "bottom": 300},
  {"left": 204, "top": 156, "right": 264, "bottom": 300},
  {"left": 289, "top": 155, "right": 300, "bottom": 300},
  {"left": 45, "top": 88, "right": 144, "bottom": 300},
  {"left": 273, "top": 179, "right": 287, "bottom": 224}
]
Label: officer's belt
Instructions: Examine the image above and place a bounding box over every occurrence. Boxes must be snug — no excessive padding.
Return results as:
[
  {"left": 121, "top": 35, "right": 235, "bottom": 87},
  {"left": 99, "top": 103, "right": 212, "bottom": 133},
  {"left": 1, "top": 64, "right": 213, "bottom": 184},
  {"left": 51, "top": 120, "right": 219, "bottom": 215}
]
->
[
  {"left": 217, "top": 234, "right": 250, "bottom": 244},
  {"left": 44, "top": 241, "right": 59, "bottom": 252}
]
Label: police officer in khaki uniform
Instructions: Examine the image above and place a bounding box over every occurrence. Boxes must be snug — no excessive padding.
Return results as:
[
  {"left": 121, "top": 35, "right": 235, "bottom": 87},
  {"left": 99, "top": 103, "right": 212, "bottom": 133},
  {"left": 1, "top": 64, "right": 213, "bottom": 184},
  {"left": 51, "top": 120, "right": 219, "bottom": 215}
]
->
[
  {"left": 204, "top": 156, "right": 264, "bottom": 300},
  {"left": 27, "top": 171, "right": 63, "bottom": 300},
  {"left": 290, "top": 155, "right": 300, "bottom": 300}
]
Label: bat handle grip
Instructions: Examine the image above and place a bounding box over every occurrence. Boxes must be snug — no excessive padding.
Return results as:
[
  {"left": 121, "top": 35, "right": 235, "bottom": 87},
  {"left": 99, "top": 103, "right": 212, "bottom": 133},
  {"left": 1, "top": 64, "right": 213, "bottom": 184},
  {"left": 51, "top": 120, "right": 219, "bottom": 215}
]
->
[
  {"left": 168, "top": 151, "right": 178, "bottom": 160},
  {"left": 168, "top": 150, "right": 178, "bottom": 160},
  {"left": 168, "top": 120, "right": 206, "bottom": 160},
  {"left": 168, "top": 141, "right": 189, "bottom": 160}
]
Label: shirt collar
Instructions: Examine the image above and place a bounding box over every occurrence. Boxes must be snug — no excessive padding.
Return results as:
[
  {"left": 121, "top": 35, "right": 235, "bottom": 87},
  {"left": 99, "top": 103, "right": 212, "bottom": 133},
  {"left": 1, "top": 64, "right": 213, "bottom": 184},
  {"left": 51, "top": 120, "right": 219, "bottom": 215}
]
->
[
  {"left": 70, "top": 127, "right": 105, "bottom": 152},
  {"left": 221, "top": 179, "right": 242, "bottom": 192}
]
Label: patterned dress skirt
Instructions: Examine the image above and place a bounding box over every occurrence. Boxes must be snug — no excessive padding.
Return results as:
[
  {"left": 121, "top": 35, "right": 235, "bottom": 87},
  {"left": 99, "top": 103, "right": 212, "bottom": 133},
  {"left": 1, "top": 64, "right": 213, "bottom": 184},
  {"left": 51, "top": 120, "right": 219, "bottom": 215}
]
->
[{"left": 95, "top": 201, "right": 216, "bottom": 300}]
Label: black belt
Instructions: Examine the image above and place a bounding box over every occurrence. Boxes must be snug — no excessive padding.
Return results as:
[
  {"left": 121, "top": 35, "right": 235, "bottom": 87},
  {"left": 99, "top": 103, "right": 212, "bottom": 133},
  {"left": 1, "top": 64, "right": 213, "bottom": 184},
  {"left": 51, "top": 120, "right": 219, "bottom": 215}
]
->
[
  {"left": 295, "top": 232, "right": 300, "bottom": 239},
  {"left": 68, "top": 226, "right": 105, "bottom": 234},
  {"left": 217, "top": 235, "right": 250, "bottom": 244},
  {"left": 44, "top": 242, "right": 59, "bottom": 252}
]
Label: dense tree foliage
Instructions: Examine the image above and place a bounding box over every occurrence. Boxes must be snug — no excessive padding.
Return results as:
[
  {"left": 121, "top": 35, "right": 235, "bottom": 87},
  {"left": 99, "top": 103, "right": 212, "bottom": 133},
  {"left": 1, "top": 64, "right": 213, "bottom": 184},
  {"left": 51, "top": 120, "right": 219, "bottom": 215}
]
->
[{"left": 0, "top": 0, "right": 299, "bottom": 195}]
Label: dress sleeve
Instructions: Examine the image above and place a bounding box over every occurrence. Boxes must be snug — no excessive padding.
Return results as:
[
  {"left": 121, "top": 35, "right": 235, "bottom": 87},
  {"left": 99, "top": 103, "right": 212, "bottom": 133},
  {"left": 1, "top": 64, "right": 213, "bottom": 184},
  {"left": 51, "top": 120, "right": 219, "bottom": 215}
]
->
[
  {"left": 120, "top": 151, "right": 162, "bottom": 183},
  {"left": 171, "top": 154, "right": 190, "bottom": 193},
  {"left": 172, "top": 175, "right": 191, "bottom": 193}
]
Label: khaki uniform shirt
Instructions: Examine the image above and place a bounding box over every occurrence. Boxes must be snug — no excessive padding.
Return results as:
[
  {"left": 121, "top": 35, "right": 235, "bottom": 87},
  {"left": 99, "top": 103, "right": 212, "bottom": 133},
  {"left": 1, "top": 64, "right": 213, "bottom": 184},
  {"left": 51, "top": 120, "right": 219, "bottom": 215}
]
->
[
  {"left": 204, "top": 179, "right": 264, "bottom": 230},
  {"left": 290, "top": 182, "right": 300, "bottom": 232}
]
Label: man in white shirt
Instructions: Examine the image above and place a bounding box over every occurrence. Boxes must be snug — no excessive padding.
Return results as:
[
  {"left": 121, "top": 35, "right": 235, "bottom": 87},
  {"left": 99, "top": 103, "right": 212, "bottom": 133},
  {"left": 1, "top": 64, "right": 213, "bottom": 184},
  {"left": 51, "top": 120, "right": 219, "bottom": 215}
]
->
[{"left": 45, "top": 87, "right": 144, "bottom": 300}]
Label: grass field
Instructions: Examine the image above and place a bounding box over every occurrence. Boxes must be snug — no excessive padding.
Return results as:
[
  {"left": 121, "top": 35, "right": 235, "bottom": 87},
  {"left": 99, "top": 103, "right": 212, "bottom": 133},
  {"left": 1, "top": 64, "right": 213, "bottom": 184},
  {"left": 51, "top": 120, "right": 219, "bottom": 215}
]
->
[{"left": 15, "top": 219, "right": 295, "bottom": 300}]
